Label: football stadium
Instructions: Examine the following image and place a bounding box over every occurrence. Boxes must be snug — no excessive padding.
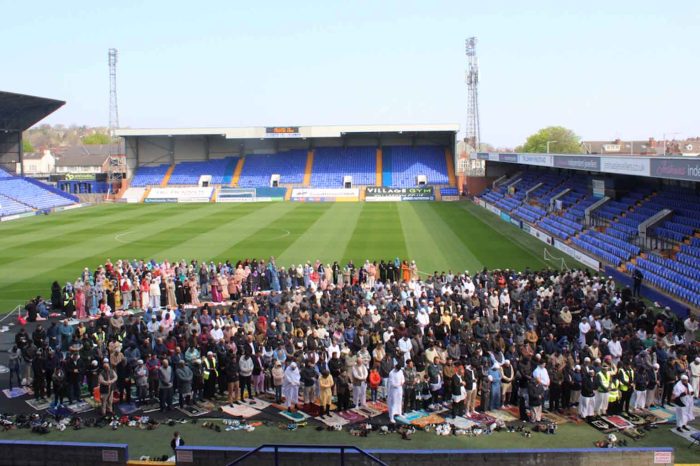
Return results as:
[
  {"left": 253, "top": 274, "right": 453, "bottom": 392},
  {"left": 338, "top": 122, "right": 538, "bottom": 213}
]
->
[{"left": 1, "top": 5, "right": 699, "bottom": 466}]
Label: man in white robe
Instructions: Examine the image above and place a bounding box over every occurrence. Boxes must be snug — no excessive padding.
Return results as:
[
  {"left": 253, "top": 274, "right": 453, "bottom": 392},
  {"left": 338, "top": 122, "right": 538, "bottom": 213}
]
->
[
  {"left": 387, "top": 364, "right": 405, "bottom": 423},
  {"left": 672, "top": 375, "right": 695, "bottom": 432},
  {"left": 283, "top": 362, "right": 301, "bottom": 410},
  {"left": 351, "top": 360, "right": 368, "bottom": 408}
]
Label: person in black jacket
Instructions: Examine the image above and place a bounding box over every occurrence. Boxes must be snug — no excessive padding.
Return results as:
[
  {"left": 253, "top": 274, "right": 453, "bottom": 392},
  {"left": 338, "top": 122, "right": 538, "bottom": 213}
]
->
[
  {"left": 451, "top": 364, "right": 466, "bottom": 417},
  {"left": 528, "top": 377, "right": 545, "bottom": 422},
  {"left": 170, "top": 431, "right": 185, "bottom": 452},
  {"left": 300, "top": 360, "right": 318, "bottom": 406},
  {"left": 517, "top": 356, "right": 532, "bottom": 421},
  {"left": 579, "top": 368, "right": 595, "bottom": 419}
]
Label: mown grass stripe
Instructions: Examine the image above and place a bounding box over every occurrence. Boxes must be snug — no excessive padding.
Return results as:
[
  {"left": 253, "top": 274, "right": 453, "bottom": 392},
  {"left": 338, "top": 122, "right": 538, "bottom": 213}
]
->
[
  {"left": 275, "top": 202, "right": 363, "bottom": 267},
  {"left": 341, "top": 203, "right": 407, "bottom": 265},
  {"left": 218, "top": 203, "right": 331, "bottom": 262}
]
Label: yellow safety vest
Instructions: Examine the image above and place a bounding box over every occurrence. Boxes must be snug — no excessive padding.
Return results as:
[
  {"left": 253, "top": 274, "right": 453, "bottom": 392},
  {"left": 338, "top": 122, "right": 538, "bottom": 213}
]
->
[
  {"left": 203, "top": 358, "right": 217, "bottom": 380},
  {"left": 619, "top": 368, "right": 633, "bottom": 392},
  {"left": 608, "top": 379, "right": 620, "bottom": 402},
  {"left": 597, "top": 371, "right": 610, "bottom": 392}
]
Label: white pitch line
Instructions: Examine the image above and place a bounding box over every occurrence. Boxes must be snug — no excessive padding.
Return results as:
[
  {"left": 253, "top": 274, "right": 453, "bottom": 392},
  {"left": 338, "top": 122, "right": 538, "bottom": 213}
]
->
[
  {"left": 114, "top": 231, "right": 133, "bottom": 244},
  {"left": 270, "top": 229, "right": 291, "bottom": 240}
]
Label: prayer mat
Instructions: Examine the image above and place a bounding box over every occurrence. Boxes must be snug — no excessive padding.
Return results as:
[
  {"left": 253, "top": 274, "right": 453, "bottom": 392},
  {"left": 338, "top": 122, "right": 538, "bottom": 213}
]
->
[
  {"left": 445, "top": 416, "right": 478, "bottom": 430},
  {"left": 257, "top": 392, "right": 277, "bottom": 402},
  {"left": 47, "top": 405, "right": 73, "bottom": 417},
  {"left": 622, "top": 427, "right": 647, "bottom": 440},
  {"left": 396, "top": 410, "right": 429, "bottom": 425},
  {"left": 351, "top": 405, "right": 383, "bottom": 418},
  {"left": 176, "top": 404, "right": 211, "bottom": 417},
  {"left": 300, "top": 403, "right": 322, "bottom": 418},
  {"left": 564, "top": 412, "right": 585, "bottom": 425},
  {"left": 3, "top": 387, "right": 28, "bottom": 399},
  {"left": 669, "top": 425, "right": 698, "bottom": 442},
  {"left": 117, "top": 402, "right": 139, "bottom": 415},
  {"left": 602, "top": 415, "right": 634, "bottom": 430},
  {"left": 316, "top": 412, "right": 350, "bottom": 427},
  {"left": 488, "top": 409, "right": 518, "bottom": 423},
  {"left": 240, "top": 397, "right": 272, "bottom": 410},
  {"left": 279, "top": 410, "right": 311, "bottom": 422},
  {"left": 196, "top": 400, "right": 216, "bottom": 411},
  {"left": 542, "top": 411, "right": 569, "bottom": 425},
  {"left": 411, "top": 413, "right": 445, "bottom": 428},
  {"left": 221, "top": 404, "right": 261, "bottom": 419},
  {"left": 502, "top": 405, "right": 521, "bottom": 418},
  {"left": 466, "top": 412, "right": 497, "bottom": 424},
  {"left": 337, "top": 410, "right": 367, "bottom": 423},
  {"left": 85, "top": 398, "right": 101, "bottom": 408},
  {"left": 366, "top": 401, "right": 388, "bottom": 413},
  {"left": 587, "top": 416, "right": 617, "bottom": 433},
  {"left": 621, "top": 412, "right": 650, "bottom": 426},
  {"left": 65, "top": 400, "right": 94, "bottom": 414},
  {"left": 26, "top": 398, "right": 51, "bottom": 411},
  {"left": 648, "top": 406, "right": 676, "bottom": 424}
]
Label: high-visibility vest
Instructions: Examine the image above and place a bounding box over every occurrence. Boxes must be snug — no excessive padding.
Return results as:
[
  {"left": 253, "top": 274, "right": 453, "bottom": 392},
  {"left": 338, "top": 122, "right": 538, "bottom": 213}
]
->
[
  {"left": 608, "top": 378, "right": 620, "bottom": 402},
  {"left": 203, "top": 357, "right": 217, "bottom": 380},
  {"left": 597, "top": 371, "right": 610, "bottom": 393},
  {"left": 619, "top": 368, "right": 633, "bottom": 392}
]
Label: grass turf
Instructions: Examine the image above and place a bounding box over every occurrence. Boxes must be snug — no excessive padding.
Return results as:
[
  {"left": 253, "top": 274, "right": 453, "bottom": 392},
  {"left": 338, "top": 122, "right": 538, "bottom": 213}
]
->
[
  {"left": 0, "top": 420, "right": 697, "bottom": 462},
  {"left": 0, "top": 201, "right": 572, "bottom": 312}
]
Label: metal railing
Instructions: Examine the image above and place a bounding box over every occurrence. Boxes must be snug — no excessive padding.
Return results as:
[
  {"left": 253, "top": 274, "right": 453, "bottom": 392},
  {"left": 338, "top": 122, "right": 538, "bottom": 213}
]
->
[{"left": 226, "top": 444, "right": 389, "bottom": 466}]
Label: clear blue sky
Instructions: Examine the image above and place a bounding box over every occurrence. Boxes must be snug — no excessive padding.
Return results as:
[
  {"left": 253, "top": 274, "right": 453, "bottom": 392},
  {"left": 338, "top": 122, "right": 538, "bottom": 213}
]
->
[{"left": 1, "top": 0, "right": 698, "bottom": 147}]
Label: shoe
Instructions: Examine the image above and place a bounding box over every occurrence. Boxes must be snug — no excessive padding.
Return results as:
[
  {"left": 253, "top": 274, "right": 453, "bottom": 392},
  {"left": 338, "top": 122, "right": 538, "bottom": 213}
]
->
[
  {"left": 682, "top": 426, "right": 691, "bottom": 432},
  {"left": 677, "top": 427, "right": 683, "bottom": 433}
]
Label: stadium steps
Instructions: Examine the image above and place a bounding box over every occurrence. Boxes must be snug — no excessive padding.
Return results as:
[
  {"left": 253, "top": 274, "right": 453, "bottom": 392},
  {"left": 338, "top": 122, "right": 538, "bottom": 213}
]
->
[
  {"left": 359, "top": 186, "right": 366, "bottom": 201},
  {"left": 445, "top": 147, "right": 456, "bottom": 186},
  {"left": 303, "top": 150, "right": 314, "bottom": 186},
  {"left": 382, "top": 147, "right": 392, "bottom": 186},
  {"left": 221, "top": 157, "right": 237, "bottom": 185},
  {"left": 284, "top": 187, "right": 292, "bottom": 201},
  {"left": 375, "top": 148, "right": 383, "bottom": 186},
  {"left": 161, "top": 164, "right": 175, "bottom": 187},
  {"left": 140, "top": 187, "right": 151, "bottom": 203},
  {"left": 435, "top": 189, "right": 442, "bottom": 201},
  {"left": 211, "top": 186, "right": 220, "bottom": 202},
  {"left": 231, "top": 157, "right": 245, "bottom": 187}
]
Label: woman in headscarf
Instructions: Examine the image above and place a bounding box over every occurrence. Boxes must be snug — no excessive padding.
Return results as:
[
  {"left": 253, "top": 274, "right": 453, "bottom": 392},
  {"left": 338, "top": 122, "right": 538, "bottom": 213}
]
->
[
  {"left": 410, "top": 260, "right": 419, "bottom": 282},
  {"left": 219, "top": 273, "right": 230, "bottom": 301},
  {"left": 188, "top": 275, "right": 200, "bottom": 306},
  {"left": 268, "top": 258, "right": 280, "bottom": 292},
  {"left": 283, "top": 361, "right": 301, "bottom": 411},
  {"left": 401, "top": 260, "right": 410, "bottom": 283},
  {"left": 74, "top": 279, "right": 86, "bottom": 320},
  {"left": 166, "top": 276, "right": 177, "bottom": 308},
  {"left": 51, "top": 281, "right": 62, "bottom": 311}
]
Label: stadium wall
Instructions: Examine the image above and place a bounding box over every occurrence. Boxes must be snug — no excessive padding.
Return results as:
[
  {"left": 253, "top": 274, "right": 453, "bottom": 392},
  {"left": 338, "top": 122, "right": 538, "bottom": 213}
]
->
[
  {"left": 0, "top": 440, "right": 129, "bottom": 466},
  {"left": 175, "top": 446, "right": 673, "bottom": 466}
]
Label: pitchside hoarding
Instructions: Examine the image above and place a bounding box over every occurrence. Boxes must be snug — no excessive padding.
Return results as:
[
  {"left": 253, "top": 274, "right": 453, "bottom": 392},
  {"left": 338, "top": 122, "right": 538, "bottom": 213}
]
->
[
  {"left": 553, "top": 155, "right": 601, "bottom": 171},
  {"left": 291, "top": 187, "right": 359, "bottom": 202},
  {"left": 365, "top": 186, "right": 435, "bottom": 202}
]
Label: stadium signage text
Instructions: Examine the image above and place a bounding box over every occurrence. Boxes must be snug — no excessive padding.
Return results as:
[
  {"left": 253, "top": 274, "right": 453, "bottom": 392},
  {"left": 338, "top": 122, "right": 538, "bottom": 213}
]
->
[
  {"left": 650, "top": 158, "right": 700, "bottom": 182},
  {"left": 553, "top": 156, "right": 601, "bottom": 171},
  {"left": 599, "top": 157, "right": 650, "bottom": 176},
  {"left": 291, "top": 187, "right": 359, "bottom": 202},
  {"left": 517, "top": 154, "right": 553, "bottom": 167},
  {"left": 264, "top": 126, "right": 301, "bottom": 138},
  {"left": 365, "top": 186, "right": 435, "bottom": 201},
  {"left": 64, "top": 173, "right": 97, "bottom": 181}
]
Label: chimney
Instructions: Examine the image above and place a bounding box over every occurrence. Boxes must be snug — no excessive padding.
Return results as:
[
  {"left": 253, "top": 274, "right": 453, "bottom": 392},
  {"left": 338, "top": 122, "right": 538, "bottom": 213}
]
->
[
  {"left": 648, "top": 137, "right": 656, "bottom": 148},
  {"left": 613, "top": 138, "right": 621, "bottom": 145}
]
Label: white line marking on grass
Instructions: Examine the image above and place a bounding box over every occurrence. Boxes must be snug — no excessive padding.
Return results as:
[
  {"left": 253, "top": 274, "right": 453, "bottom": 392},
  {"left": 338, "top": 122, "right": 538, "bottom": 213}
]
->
[
  {"left": 114, "top": 231, "right": 133, "bottom": 244},
  {"left": 270, "top": 229, "right": 291, "bottom": 240}
]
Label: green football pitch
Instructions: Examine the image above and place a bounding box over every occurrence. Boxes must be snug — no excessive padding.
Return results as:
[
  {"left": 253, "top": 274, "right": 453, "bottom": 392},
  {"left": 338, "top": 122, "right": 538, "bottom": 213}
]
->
[{"left": 0, "top": 201, "right": 569, "bottom": 313}]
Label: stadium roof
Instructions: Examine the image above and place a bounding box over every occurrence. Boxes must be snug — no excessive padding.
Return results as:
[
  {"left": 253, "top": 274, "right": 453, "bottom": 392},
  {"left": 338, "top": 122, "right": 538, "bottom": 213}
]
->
[
  {"left": 115, "top": 123, "right": 459, "bottom": 139},
  {"left": 0, "top": 91, "right": 65, "bottom": 132}
]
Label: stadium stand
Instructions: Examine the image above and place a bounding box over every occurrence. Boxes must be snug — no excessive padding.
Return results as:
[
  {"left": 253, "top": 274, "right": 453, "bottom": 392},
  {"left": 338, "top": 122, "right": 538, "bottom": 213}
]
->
[
  {"left": 0, "top": 178, "right": 77, "bottom": 210},
  {"left": 310, "top": 147, "right": 377, "bottom": 187},
  {"left": 237, "top": 150, "right": 307, "bottom": 187},
  {"left": 0, "top": 194, "right": 32, "bottom": 216},
  {"left": 478, "top": 170, "right": 700, "bottom": 307},
  {"left": 383, "top": 145, "right": 449, "bottom": 187},
  {"left": 168, "top": 157, "right": 237, "bottom": 185},
  {"left": 120, "top": 187, "right": 147, "bottom": 203},
  {"left": 130, "top": 164, "right": 171, "bottom": 187}
]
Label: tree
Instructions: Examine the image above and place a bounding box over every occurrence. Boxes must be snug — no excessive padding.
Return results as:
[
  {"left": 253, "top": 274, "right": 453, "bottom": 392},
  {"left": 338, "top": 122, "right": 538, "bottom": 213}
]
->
[
  {"left": 519, "top": 126, "right": 581, "bottom": 154},
  {"left": 22, "top": 139, "right": 35, "bottom": 153},
  {"left": 81, "top": 132, "right": 112, "bottom": 145}
]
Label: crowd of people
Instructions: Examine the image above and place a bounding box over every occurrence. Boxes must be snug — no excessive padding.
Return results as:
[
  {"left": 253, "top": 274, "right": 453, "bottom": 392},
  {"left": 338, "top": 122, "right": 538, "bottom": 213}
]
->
[{"left": 9, "top": 257, "right": 699, "bottom": 434}]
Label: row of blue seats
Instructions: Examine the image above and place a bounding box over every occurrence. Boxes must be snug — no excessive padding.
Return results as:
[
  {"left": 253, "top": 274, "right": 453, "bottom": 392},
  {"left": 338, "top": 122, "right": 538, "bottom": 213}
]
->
[
  {"left": 538, "top": 218, "right": 575, "bottom": 239},
  {"left": 571, "top": 237, "right": 621, "bottom": 266},
  {"left": 577, "top": 233, "right": 631, "bottom": 261},
  {"left": 627, "top": 264, "right": 700, "bottom": 307},
  {"left": 679, "top": 245, "right": 700, "bottom": 259},
  {"left": 646, "top": 253, "right": 700, "bottom": 281},
  {"left": 677, "top": 252, "right": 700, "bottom": 269},
  {"left": 658, "top": 220, "right": 696, "bottom": 237},
  {"left": 653, "top": 226, "right": 686, "bottom": 243},
  {"left": 588, "top": 230, "right": 640, "bottom": 255},
  {"left": 635, "top": 258, "right": 700, "bottom": 299}
]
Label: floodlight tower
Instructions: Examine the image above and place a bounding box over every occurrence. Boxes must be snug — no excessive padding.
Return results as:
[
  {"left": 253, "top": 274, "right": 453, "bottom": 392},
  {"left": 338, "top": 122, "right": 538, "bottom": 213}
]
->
[
  {"left": 465, "top": 37, "right": 480, "bottom": 150},
  {"left": 108, "top": 48, "right": 119, "bottom": 135}
]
